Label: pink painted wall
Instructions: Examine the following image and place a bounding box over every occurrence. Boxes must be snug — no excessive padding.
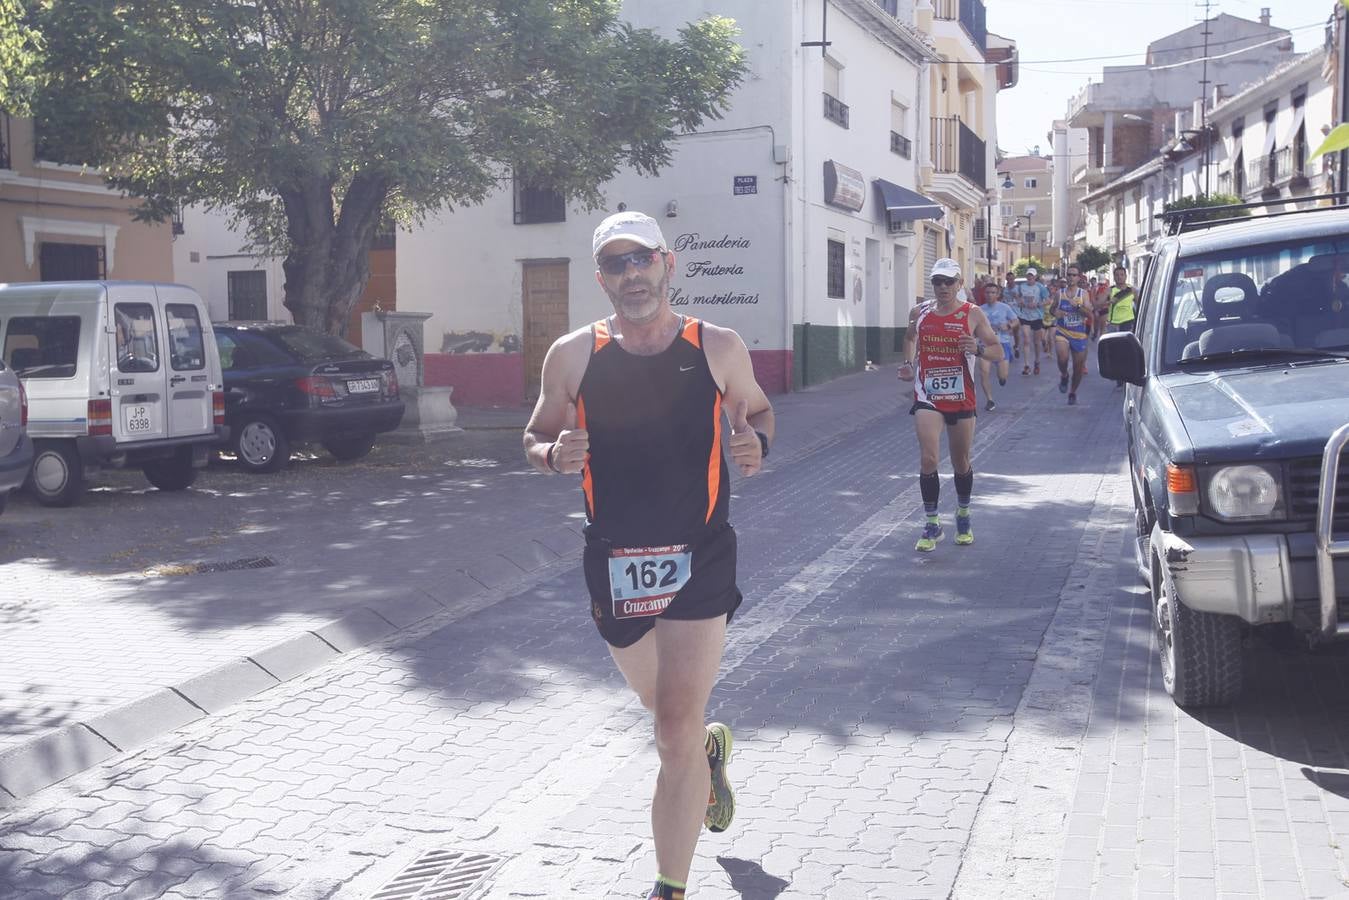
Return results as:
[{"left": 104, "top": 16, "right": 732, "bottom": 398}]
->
[
  {"left": 424, "top": 352, "right": 525, "bottom": 408},
  {"left": 750, "top": 350, "right": 792, "bottom": 395}
]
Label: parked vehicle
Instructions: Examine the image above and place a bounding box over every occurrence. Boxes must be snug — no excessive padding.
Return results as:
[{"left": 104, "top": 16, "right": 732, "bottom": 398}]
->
[
  {"left": 1099, "top": 199, "right": 1349, "bottom": 708},
  {"left": 212, "top": 323, "right": 404, "bottom": 473},
  {"left": 0, "top": 282, "right": 227, "bottom": 506},
  {"left": 0, "top": 357, "right": 33, "bottom": 516}
]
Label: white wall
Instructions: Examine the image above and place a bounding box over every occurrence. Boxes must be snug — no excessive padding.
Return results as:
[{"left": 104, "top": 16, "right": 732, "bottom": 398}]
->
[
  {"left": 397, "top": 0, "right": 794, "bottom": 354},
  {"left": 798, "top": 1, "right": 925, "bottom": 332},
  {"left": 171, "top": 205, "right": 286, "bottom": 323},
  {"left": 399, "top": 129, "right": 788, "bottom": 353}
]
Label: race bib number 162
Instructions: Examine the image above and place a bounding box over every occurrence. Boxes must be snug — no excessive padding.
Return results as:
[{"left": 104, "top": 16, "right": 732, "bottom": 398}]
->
[{"left": 608, "top": 544, "right": 692, "bottom": 619}]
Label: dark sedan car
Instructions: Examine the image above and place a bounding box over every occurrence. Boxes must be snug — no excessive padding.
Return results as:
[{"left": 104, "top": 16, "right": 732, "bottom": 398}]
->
[{"left": 213, "top": 323, "right": 405, "bottom": 473}]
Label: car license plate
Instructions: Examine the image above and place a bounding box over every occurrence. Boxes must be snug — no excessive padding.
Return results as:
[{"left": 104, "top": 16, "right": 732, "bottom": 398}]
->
[
  {"left": 347, "top": 378, "right": 380, "bottom": 394},
  {"left": 123, "top": 403, "right": 156, "bottom": 434}
]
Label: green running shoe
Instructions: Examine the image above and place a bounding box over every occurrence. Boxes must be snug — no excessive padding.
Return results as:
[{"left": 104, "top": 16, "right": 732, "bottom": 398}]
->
[
  {"left": 955, "top": 509, "right": 973, "bottom": 546},
  {"left": 704, "top": 722, "right": 735, "bottom": 833},
  {"left": 915, "top": 521, "right": 943, "bottom": 552}
]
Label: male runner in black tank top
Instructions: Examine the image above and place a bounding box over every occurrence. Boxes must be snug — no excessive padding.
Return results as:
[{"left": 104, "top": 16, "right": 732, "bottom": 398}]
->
[{"left": 524, "top": 211, "right": 775, "bottom": 900}]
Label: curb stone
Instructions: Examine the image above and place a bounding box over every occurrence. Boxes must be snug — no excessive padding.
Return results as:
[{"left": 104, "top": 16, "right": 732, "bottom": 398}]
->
[{"left": 0, "top": 602, "right": 447, "bottom": 806}]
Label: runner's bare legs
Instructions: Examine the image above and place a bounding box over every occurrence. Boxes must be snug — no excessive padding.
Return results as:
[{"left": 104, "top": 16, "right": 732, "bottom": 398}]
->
[
  {"left": 609, "top": 616, "right": 727, "bottom": 885},
  {"left": 947, "top": 417, "right": 976, "bottom": 474}
]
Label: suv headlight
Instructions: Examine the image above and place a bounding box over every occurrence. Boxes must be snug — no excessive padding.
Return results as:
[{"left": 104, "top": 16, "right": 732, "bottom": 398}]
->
[{"left": 1205, "top": 464, "right": 1284, "bottom": 520}]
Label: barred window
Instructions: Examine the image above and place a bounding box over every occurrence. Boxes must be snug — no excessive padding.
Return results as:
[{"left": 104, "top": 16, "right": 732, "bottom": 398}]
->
[{"left": 827, "top": 240, "right": 846, "bottom": 299}]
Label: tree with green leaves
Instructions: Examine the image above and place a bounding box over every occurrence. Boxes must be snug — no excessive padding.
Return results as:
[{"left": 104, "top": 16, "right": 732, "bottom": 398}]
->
[
  {"left": 1074, "top": 245, "right": 1113, "bottom": 275},
  {"left": 1161, "top": 193, "right": 1250, "bottom": 226},
  {"left": 0, "top": 0, "right": 43, "bottom": 114},
  {"left": 30, "top": 0, "right": 746, "bottom": 335},
  {"left": 1012, "top": 256, "right": 1049, "bottom": 276}
]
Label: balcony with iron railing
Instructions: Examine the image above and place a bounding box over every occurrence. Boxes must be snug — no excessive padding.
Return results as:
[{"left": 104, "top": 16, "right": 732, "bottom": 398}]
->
[
  {"left": 1246, "top": 155, "right": 1273, "bottom": 195},
  {"left": 1271, "top": 147, "right": 1309, "bottom": 186},
  {"left": 933, "top": 0, "right": 987, "bottom": 53},
  {"left": 930, "top": 115, "right": 986, "bottom": 191}
]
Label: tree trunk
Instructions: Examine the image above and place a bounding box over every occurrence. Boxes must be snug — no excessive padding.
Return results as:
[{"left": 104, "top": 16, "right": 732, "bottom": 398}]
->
[{"left": 280, "top": 173, "right": 388, "bottom": 338}]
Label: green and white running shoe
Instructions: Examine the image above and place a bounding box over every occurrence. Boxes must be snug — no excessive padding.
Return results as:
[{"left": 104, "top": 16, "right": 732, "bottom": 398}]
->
[
  {"left": 915, "top": 521, "right": 943, "bottom": 552},
  {"left": 955, "top": 509, "right": 973, "bottom": 545},
  {"left": 704, "top": 722, "right": 735, "bottom": 833}
]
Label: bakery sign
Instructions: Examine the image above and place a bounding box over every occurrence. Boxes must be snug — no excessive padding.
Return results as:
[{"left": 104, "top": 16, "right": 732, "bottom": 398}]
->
[{"left": 823, "top": 160, "right": 865, "bottom": 212}]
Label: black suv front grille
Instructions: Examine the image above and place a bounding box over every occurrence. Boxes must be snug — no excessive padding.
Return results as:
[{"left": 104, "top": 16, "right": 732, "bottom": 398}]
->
[{"left": 1288, "top": 457, "right": 1349, "bottom": 523}]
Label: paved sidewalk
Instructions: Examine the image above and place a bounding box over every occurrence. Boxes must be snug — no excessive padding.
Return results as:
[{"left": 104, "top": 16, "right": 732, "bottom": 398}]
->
[
  {"left": 0, "top": 363, "right": 925, "bottom": 802},
  {"left": 0, "top": 357, "right": 1133, "bottom": 898}
]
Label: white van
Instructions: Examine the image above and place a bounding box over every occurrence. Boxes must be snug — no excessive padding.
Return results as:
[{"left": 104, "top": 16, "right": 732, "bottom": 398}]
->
[{"left": 0, "top": 281, "right": 227, "bottom": 506}]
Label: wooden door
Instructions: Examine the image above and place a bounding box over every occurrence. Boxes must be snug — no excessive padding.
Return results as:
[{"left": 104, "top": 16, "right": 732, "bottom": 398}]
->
[{"left": 522, "top": 261, "right": 570, "bottom": 401}]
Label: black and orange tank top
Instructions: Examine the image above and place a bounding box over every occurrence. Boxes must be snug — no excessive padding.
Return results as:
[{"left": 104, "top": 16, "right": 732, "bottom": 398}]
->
[{"left": 576, "top": 315, "right": 729, "bottom": 546}]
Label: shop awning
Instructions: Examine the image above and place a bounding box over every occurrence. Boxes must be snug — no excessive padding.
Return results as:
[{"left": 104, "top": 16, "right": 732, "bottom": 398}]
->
[{"left": 873, "top": 179, "right": 943, "bottom": 221}]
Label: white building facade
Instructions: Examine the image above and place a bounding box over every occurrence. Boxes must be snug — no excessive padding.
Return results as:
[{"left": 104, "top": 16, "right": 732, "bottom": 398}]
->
[{"left": 397, "top": 0, "right": 959, "bottom": 404}]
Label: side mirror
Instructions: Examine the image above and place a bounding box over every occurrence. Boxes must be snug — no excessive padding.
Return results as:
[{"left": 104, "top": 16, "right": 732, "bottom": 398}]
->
[{"left": 1098, "top": 331, "right": 1146, "bottom": 385}]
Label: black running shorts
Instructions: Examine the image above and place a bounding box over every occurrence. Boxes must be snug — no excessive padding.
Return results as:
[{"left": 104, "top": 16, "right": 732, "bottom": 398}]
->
[
  {"left": 583, "top": 523, "right": 742, "bottom": 648},
  {"left": 910, "top": 401, "right": 976, "bottom": 428},
  {"left": 1018, "top": 318, "right": 1044, "bottom": 331}
]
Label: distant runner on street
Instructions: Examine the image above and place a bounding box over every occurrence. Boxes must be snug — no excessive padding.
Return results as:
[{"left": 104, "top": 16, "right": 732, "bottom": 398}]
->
[
  {"left": 899, "top": 257, "right": 1003, "bottom": 550},
  {"left": 976, "top": 281, "right": 1017, "bottom": 411},
  {"left": 523, "top": 210, "right": 775, "bottom": 900},
  {"left": 1054, "top": 265, "right": 1094, "bottom": 406},
  {"left": 1013, "top": 268, "right": 1048, "bottom": 375}
]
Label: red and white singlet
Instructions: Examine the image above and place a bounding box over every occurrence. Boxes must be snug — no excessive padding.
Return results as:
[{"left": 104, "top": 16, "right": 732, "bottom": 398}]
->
[{"left": 913, "top": 300, "right": 977, "bottom": 414}]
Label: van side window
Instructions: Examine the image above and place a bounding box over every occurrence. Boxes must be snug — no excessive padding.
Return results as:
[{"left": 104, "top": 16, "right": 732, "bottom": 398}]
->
[
  {"left": 165, "top": 304, "right": 206, "bottom": 371},
  {"left": 115, "top": 303, "right": 160, "bottom": 374},
  {"left": 3, "top": 316, "right": 81, "bottom": 378}
]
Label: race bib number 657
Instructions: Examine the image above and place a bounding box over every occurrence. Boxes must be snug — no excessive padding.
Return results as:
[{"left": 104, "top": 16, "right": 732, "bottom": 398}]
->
[
  {"left": 608, "top": 544, "right": 692, "bottom": 619},
  {"left": 923, "top": 366, "right": 965, "bottom": 402}
]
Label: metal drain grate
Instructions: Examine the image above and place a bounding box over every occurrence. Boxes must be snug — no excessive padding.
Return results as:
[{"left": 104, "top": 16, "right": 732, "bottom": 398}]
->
[
  {"left": 369, "top": 849, "right": 502, "bottom": 900},
  {"left": 144, "top": 556, "right": 277, "bottom": 577}
]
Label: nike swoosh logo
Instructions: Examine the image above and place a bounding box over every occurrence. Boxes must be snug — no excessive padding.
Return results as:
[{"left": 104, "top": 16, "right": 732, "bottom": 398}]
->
[{"left": 680, "top": 365, "right": 696, "bottom": 372}]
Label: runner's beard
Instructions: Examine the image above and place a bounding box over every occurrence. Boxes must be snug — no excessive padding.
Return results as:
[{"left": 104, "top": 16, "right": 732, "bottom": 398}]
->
[{"left": 609, "top": 269, "right": 670, "bottom": 325}]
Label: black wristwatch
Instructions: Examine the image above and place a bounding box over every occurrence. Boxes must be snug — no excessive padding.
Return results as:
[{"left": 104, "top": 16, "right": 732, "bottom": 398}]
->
[{"left": 755, "top": 430, "right": 769, "bottom": 459}]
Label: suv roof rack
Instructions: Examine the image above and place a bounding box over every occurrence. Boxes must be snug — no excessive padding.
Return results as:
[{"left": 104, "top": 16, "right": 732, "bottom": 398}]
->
[{"left": 1161, "top": 193, "right": 1349, "bottom": 236}]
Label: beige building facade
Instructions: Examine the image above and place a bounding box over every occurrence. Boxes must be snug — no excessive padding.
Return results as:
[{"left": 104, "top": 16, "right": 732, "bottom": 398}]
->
[
  {"left": 915, "top": 1, "right": 1016, "bottom": 280},
  {"left": 0, "top": 115, "right": 173, "bottom": 285},
  {"left": 995, "top": 153, "right": 1055, "bottom": 268}
]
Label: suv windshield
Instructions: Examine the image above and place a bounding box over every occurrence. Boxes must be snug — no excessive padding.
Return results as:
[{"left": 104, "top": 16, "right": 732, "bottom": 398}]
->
[
  {"left": 1161, "top": 235, "right": 1349, "bottom": 369},
  {"left": 269, "top": 327, "right": 367, "bottom": 362}
]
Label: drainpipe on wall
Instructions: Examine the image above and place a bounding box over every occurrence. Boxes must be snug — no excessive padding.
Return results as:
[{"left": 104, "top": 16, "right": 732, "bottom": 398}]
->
[{"left": 1341, "top": 4, "right": 1349, "bottom": 201}]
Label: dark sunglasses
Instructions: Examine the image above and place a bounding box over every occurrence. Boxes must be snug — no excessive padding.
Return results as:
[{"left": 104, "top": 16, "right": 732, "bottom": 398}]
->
[
  {"left": 930, "top": 276, "right": 957, "bottom": 287},
  {"left": 597, "top": 248, "right": 663, "bottom": 276}
]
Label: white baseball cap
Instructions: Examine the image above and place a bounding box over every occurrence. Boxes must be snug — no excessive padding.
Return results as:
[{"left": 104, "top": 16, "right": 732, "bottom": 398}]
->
[
  {"left": 592, "top": 211, "right": 667, "bottom": 258},
  {"left": 930, "top": 257, "right": 961, "bottom": 279},
  {"left": 1025, "top": 267, "right": 1038, "bottom": 277}
]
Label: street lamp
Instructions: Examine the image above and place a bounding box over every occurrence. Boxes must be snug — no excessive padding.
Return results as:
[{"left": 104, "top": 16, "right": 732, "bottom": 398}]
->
[{"left": 1010, "top": 214, "right": 1039, "bottom": 263}]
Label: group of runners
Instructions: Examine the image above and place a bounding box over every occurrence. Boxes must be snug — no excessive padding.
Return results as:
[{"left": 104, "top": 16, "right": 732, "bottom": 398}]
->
[{"left": 523, "top": 209, "right": 1138, "bottom": 897}]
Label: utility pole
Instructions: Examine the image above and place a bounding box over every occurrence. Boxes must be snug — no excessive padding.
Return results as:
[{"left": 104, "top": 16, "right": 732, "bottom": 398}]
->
[{"left": 1197, "top": 0, "right": 1215, "bottom": 197}]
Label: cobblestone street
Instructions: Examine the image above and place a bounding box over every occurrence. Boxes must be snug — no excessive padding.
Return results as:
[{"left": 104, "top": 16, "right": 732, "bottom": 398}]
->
[{"left": 2, "top": 366, "right": 1348, "bottom": 899}]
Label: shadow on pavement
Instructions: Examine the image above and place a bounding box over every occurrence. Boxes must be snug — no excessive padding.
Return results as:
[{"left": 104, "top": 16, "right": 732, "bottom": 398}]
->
[
  {"left": 716, "top": 856, "right": 790, "bottom": 898},
  {"left": 1191, "top": 629, "right": 1349, "bottom": 770}
]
